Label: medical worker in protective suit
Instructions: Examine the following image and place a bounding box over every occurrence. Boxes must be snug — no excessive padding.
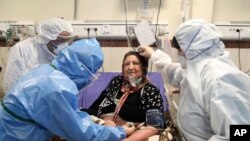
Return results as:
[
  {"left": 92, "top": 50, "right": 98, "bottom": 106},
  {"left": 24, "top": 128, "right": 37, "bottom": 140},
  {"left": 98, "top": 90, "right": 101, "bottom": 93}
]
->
[
  {"left": 0, "top": 39, "right": 135, "bottom": 141},
  {"left": 138, "top": 19, "right": 250, "bottom": 141},
  {"left": 2, "top": 17, "right": 74, "bottom": 93}
]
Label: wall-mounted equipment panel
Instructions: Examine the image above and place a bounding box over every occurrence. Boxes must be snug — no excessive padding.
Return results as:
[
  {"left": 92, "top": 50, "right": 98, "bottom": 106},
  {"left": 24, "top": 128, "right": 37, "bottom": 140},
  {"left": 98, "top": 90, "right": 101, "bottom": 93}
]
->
[
  {"left": 0, "top": 21, "right": 36, "bottom": 41},
  {"left": 70, "top": 21, "right": 168, "bottom": 39},
  {"left": 214, "top": 21, "right": 250, "bottom": 40}
]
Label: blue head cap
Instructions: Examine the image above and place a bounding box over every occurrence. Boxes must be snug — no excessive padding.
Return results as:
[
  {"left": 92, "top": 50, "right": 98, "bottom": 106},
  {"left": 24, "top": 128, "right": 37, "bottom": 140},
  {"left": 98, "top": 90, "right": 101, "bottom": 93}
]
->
[{"left": 52, "top": 38, "right": 103, "bottom": 89}]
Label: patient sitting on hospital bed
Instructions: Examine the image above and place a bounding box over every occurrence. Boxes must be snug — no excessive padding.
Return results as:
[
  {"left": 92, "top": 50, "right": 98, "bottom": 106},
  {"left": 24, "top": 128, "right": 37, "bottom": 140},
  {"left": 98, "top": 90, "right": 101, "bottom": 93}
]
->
[{"left": 86, "top": 51, "right": 167, "bottom": 141}]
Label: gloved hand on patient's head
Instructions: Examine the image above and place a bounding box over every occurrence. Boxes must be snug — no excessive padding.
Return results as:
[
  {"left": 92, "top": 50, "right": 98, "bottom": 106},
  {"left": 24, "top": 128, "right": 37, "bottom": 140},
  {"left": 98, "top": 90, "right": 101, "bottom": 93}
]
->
[
  {"left": 51, "top": 38, "right": 104, "bottom": 89},
  {"left": 137, "top": 46, "right": 155, "bottom": 58}
]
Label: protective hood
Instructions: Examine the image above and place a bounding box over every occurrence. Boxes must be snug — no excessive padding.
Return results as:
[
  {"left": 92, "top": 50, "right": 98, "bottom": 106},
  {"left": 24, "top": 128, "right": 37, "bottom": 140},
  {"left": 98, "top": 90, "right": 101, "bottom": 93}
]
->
[
  {"left": 52, "top": 38, "right": 103, "bottom": 89},
  {"left": 175, "top": 19, "right": 225, "bottom": 60},
  {"left": 37, "top": 18, "right": 73, "bottom": 44}
]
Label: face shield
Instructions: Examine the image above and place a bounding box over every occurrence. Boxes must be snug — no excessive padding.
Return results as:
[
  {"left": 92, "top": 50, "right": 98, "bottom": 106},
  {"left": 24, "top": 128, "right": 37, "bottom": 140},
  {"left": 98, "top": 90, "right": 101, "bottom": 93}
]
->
[
  {"left": 51, "top": 38, "right": 104, "bottom": 90},
  {"left": 78, "top": 62, "right": 101, "bottom": 90}
]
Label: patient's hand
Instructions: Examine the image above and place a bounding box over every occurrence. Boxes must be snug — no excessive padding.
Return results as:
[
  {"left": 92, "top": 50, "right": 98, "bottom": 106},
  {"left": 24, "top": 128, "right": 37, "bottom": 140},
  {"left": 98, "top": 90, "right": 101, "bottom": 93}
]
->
[
  {"left": 122, "top": 124, "right": 136, "bottom": 137},
  {"left": 104, "top": 120, "right": 116, "bottom": 127},
  {"left": 123, "top": 126, "right": 158, "bottom": 141}
]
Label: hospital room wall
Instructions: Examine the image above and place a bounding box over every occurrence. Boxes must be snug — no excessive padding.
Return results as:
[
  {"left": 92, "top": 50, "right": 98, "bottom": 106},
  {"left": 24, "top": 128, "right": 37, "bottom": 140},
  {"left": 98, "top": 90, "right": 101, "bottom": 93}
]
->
[
  {"left": 101, "top": 47, "right": 250, "bottom": 75},
  {"left": 1, "top": 0, "right": 249, "bottom": 35},
  {"left": 1, "top": 47, "right": 250, "bottom": 98},
  {"left": 0, "top": 0, "right": 227, "bottom": 40},
  {"left": 1, "top": 0, "right": 250, "bottom": 98},
  {"left": 1, "top": 0, "right": 250, "bottom": 31}
]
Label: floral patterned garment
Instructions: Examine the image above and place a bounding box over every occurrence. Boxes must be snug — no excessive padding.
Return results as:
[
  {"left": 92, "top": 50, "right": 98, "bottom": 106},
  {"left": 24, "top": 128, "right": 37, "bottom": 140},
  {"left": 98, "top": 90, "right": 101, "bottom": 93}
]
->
[{"left": 89, "top": 75, "right": 164, "bottom": 123}]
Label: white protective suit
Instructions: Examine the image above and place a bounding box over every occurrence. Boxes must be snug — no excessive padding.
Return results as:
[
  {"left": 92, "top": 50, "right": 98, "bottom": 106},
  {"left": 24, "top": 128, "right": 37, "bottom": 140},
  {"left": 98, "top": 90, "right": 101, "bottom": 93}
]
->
[
  {"left": 2, "top": 18, "right": 73, "bottom": 93},
  {"left": 150, "top": 19, "right": 250, "bottom": 141}
]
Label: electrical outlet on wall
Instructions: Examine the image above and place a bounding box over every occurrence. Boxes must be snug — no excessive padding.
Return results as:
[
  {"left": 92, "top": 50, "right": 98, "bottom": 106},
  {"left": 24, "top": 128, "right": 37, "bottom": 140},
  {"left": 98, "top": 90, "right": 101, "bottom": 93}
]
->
[
  {"left": 102, "top": 24, "right": 112, "bottom": 35},
  {"left": 70, "top": 21, "right": 168, "bottom": 39},
  {"left": 214, "top": 21, "right": 250, "bottom": 40}
]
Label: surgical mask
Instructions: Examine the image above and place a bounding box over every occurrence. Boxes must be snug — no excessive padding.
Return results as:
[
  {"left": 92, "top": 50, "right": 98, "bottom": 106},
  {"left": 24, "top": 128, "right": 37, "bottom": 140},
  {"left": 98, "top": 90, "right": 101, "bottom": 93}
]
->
[
  {"left": 128, "top": 75, "right": 142, "bottom": 87},
  {"left": 178, "top": 55, "right": 187, "bottom": 69},
  {"left": 54, "top": 42, "right": 69, "bottom": 55}
]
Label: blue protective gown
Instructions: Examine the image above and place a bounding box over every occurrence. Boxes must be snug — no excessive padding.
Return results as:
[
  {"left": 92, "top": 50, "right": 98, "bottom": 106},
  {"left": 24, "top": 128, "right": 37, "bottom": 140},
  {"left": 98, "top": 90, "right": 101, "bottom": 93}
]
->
[{"left": 0, "top": 64, "right": 126, "bottom": 141}]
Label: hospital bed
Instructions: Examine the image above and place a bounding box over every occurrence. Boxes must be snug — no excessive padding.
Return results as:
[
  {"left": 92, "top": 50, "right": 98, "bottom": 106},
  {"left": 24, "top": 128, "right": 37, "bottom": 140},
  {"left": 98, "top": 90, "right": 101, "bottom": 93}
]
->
[
  {"left": 78, "top": 72, "right": 184, "bottom": 141},
  {"left": 78, "top": 72, "right": 168, "bottom": 112}
]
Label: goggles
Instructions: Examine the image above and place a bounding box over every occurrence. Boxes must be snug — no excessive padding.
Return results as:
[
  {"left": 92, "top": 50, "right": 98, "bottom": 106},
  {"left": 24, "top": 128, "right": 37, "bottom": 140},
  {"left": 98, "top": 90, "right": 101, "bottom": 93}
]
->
[{"left": 52, "top": 35, "right": 74, "bottom": 45}]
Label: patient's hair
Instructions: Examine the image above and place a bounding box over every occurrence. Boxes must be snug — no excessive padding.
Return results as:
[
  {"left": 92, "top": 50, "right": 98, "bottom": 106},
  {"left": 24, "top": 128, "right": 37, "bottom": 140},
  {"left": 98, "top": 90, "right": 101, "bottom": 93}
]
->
[{"left": 122, "top": 51, "right": 148, "bottom": 76}]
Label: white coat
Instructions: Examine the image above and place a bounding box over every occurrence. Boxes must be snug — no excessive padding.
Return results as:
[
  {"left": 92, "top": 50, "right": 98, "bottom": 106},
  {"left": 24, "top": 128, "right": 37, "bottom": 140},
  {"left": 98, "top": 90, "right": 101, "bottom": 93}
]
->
[
  {"left": 2, "top": 17, "right": 73, "bottom": 93},
  {"left": 2, "top": 37, "right": 55, "bottom": 93}
]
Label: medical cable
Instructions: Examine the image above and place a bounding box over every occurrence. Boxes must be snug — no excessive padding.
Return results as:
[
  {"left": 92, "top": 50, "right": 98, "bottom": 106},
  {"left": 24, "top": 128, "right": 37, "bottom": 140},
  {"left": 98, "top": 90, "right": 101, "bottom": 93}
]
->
[
  {"left": 87, "top": 28, "right": 90, "bottom": 39},
  {"left": 153, "top": 0, "right": 162, "bottom": 72},
  {"left": 94, "top": 28, "right": 98, "bottom": 38},
  {"left": 123, "top": 0, "right": 132, "bottom": 48},
  {"left": 94, "top": 35, "right": 104, "bottom": 72},
  {"left": 154, "top": 0, "right": 162, "bottom": 39},
  {"left": 236, "top": 29, "right": 250, "bottom": 74},
  {"left": 236, "top": 29, "right": 241, "bottom": 70}
]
